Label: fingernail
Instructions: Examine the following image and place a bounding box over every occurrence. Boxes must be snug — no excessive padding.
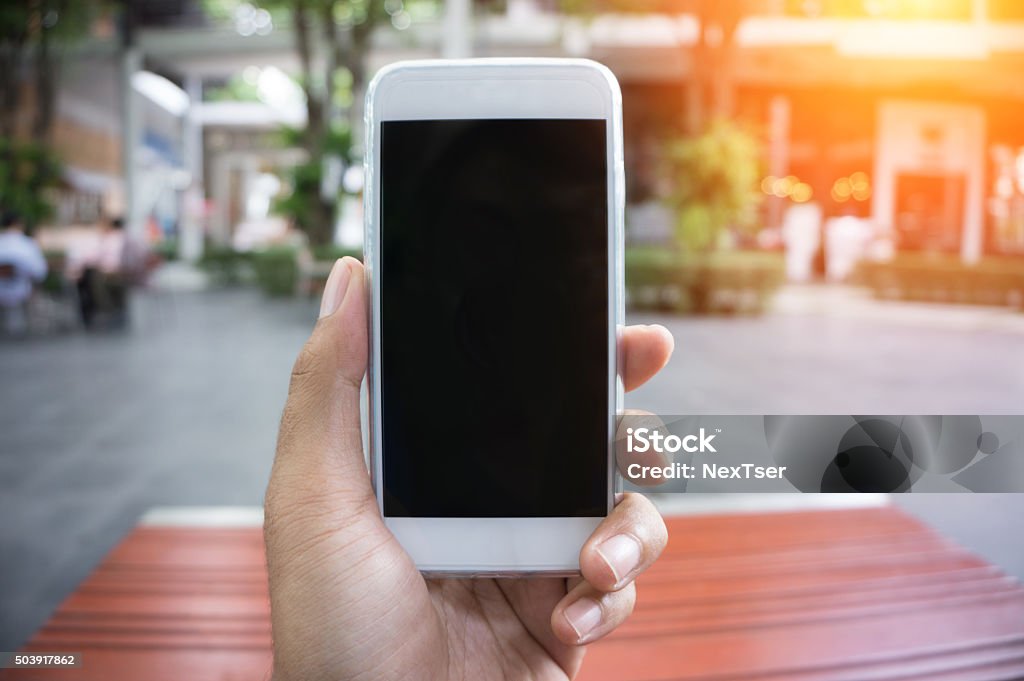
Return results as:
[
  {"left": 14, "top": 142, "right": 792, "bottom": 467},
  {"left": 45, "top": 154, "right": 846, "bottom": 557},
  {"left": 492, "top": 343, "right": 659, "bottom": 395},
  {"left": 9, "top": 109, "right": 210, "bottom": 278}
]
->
[
  {"left": 597, "top": 534, "right": 642, "bottom": 586},
  {"left": 564, "top": 598, "right": 602, "bottom": 641},
  {"left": 650, "top": 323, "right": 675, "bottom": 347},
  {"left": 319, "top": 259, "right": 352, "bottom": 319}
]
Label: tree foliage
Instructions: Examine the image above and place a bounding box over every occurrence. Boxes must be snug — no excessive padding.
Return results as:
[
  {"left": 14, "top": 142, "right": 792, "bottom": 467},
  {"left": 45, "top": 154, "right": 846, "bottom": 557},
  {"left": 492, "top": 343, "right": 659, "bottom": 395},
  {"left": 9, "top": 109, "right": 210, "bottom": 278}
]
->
[
  {"left": 558, "top": 0, "right": 770, "bottom": 128},
  {"left": 664, "top": 119, "right": 762, "bottom": 252},
  {"left": 0, "top": 139, "right": 62, "bottom": 226},
  {"left": 273, "top": 122, "right": 354, "bottom": 239},
  {"left": 0, "top": 0, "right": 100, "bottom": 228},
  {"left": 246, "top": 0, "right": 389, "bottom": 245}
]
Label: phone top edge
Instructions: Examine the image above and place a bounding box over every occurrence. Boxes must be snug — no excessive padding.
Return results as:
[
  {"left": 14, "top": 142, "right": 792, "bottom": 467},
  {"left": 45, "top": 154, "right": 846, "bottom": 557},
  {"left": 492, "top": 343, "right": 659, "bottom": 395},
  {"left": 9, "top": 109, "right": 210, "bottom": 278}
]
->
[
  {"left": 365, "top": 58, "right": 621, "bottom": 123},
  {"left": 367, "top": 57, "right": 619, "bottom": 82}
]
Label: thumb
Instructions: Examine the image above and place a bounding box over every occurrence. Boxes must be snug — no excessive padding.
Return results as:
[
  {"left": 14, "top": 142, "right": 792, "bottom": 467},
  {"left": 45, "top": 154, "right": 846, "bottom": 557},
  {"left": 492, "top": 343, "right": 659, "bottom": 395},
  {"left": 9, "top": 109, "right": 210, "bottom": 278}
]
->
[
  {"left": 269, "top": 256, "right": 373, "bottom": 512},
  {"left": 265, "top": 259, "right": 428, "bottom": 680}
]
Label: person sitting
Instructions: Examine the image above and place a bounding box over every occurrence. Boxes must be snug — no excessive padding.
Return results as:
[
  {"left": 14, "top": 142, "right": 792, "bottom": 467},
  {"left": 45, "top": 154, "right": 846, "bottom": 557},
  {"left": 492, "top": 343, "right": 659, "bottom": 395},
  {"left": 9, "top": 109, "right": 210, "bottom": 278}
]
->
[
  {"left": 0, "top": 210, "right": 48, "bottom": 335},
  {"left": 71, "top": 217, "right": 130, "bottom": 329}
]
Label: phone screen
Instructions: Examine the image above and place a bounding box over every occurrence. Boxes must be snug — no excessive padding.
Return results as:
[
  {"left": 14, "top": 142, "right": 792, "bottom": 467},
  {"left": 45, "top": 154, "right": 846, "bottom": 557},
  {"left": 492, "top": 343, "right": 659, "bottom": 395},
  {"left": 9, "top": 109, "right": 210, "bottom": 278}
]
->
[{"left": 380, "top": 118, "right": 609, "bottom": 518}]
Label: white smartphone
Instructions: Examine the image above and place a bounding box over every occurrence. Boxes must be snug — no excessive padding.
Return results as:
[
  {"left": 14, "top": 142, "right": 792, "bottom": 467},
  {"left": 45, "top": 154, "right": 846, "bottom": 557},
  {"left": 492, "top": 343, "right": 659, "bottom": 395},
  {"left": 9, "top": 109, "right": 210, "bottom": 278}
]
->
[{"left": 364, "top": 58, "right": 624, "bottom": 575}]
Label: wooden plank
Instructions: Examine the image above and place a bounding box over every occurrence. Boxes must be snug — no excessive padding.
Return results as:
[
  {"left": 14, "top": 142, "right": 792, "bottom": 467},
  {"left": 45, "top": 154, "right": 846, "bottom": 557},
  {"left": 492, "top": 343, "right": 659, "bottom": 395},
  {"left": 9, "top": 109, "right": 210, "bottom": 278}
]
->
[
  {"left": 578, "top": 598, "right": 1024, "bottom": 681},
  {"left": 6, "top": 507, "right": 1024, "bottom": 681},
  {"left": 619, "top": 636, "right": 1024, "bottom": 681}
]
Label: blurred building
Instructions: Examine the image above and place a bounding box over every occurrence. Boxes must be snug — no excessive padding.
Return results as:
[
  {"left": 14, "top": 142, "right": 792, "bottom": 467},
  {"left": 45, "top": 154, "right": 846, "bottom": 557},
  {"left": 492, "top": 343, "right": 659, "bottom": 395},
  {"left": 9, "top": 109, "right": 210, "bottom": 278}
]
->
[
  {"left": 22, "top": 0, "right": 1024, "bottom": 264},
  {"left": 573, "top": 0, "right": 1024, "bottom": 263},
  {"left": 8, "top": 8, "right": 190, "bottom": 250}
]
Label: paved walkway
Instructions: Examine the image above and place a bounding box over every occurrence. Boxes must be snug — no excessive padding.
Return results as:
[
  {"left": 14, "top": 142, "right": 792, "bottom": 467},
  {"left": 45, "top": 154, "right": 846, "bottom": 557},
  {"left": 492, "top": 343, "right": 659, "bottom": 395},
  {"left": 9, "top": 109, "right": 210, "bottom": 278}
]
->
[
  {"left": 0, "top": 288, "right": 316, "bottom": 649},
  {"left": 1, "top": 279, "right": 1022, "bottom": 649},
  {"left": 628, "top": 285, "right": 1024, "bottom": 415}
]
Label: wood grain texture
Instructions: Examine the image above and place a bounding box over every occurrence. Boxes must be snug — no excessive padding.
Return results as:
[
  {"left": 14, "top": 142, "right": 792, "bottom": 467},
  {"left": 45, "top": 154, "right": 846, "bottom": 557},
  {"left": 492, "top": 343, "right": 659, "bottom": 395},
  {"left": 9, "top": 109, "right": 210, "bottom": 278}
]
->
[{"left": 5, "top": 507, "right": 1023, "bottom": 680}]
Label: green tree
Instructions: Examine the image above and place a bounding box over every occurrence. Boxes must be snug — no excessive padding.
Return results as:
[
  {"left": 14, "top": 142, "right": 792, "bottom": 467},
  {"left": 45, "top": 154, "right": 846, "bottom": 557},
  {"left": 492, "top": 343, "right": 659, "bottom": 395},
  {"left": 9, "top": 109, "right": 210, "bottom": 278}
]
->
[
  {"left": 273, "top": 122, "right": 354, "bottom": 240},
  {"left": 0, "top": 139, "right": 62, "bottom": 226},
  {"left": 558, "top": 1, "right": 772, "bottom": 250},
  {"left": 664, "top": 119, "right": 761, "bottom": 251},
  {"left": 559, "top": 0, "right": 773, "bottom": 131},
  {"left": 247, "top": 0, "right": 394, "bottom": 246},
  {"left": 0, "top": 0, "right": 98, "bottom": 228}
]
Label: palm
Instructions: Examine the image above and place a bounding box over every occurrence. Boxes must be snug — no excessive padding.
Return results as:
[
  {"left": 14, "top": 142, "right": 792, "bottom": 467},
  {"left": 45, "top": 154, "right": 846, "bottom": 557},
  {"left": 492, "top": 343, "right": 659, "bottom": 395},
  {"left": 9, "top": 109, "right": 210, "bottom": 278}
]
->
[
  {"left": 266, "top": 490, "right": 585, "bottom": 680},
  {"left": 424, "top": 578, "right": 582, "bottom": 679},
  {"left": 281, "top": 509, "right": 584, "bottom": 680}
]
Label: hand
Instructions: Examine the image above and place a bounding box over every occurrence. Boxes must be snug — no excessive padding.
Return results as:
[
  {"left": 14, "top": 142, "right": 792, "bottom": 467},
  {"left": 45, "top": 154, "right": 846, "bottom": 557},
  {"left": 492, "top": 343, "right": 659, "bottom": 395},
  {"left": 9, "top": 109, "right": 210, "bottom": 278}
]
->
[{"left": 265, "top": 257, "right": 674, "bottom": 680}]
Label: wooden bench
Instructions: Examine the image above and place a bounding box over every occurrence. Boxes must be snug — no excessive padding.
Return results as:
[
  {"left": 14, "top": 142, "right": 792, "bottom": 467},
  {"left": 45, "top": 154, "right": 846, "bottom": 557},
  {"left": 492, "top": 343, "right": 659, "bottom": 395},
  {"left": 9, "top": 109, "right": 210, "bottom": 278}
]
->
[{"left": 7, "top": 506, "right": 1024, "bottom": 680}]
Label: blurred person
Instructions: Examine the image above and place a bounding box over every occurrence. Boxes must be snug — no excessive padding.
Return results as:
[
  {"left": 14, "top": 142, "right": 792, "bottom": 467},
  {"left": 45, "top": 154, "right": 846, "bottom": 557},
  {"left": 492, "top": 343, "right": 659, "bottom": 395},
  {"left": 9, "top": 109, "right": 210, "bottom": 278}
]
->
[
  {"left": 782, "top": 201, "right": 823, "bottom": 282},
  {"left": 265, "top": 256, "right": 674, "bottom": 680},
  {"left": 0, "top": 210, "right": 47, "bottom": 335},
  {"left": 71, "top": 217, "right": 135, "bottom": 329},
  {"left": 825, "top": 214, "right": 873, "bottom": 281}
]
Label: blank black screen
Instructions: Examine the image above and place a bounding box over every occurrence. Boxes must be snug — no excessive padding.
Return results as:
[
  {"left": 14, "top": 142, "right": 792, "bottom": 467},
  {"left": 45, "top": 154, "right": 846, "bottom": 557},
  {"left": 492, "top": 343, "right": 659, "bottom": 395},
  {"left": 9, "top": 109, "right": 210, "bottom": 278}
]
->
[{"left": 381, "top": 119, "right": 609, "bottom": 518}]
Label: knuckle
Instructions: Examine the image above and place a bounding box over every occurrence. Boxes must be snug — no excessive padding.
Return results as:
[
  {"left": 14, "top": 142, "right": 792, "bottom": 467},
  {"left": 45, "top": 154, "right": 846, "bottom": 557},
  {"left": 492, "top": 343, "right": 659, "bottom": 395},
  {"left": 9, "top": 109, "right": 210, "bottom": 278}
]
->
[
  {"left": 612, "top": 582, "right": 636, "bottom": 613},
  {"left": 645, "top": 507, "right": 669, "bottom": 550},
  {"left": 619, "top": 493, "right": 669, "bottom": 556},
  {"left": 289, "top": 320, "right": 340, "bottom": 387},
  {"left": 641, "top": 515, "right": 669, "bottom": 561},
  {"left": 290, "top": 338, "right": 325, "bottom": 386}
]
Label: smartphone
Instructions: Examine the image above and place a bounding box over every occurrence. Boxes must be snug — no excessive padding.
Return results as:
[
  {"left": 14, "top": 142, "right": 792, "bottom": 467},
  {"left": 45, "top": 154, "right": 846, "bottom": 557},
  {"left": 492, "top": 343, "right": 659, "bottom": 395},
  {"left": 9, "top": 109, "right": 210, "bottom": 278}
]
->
[{"left": 364, "top": 59, "right": 624, "bottom": 575}]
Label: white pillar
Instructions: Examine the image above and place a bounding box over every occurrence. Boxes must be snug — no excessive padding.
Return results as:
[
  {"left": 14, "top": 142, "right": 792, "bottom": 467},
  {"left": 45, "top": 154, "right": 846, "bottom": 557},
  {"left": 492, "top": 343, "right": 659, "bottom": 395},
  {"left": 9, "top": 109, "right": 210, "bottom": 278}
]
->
[
  {"left": 768, "top": 95, "right": 790, "bottom": 229},
  {"left": 210, "top": 151, "right": 230, "bottom": 245},
  {"left": 120, "top": 46, "right": 143, "bottom": 238},
  {"left": 442, "top": 0, "right": 472, "bottom": 58},
  {"left": 961, "top": 108, "right": 987, "bottom": 264},
  {"left": 964, "top": 0, "right": 989, "bottom": 263},
  {"left": 180, "top": 74, "right": 205, "bottom": 262},
  {"left": 872, "top": 104, "right": 895, "bottom": 250}
]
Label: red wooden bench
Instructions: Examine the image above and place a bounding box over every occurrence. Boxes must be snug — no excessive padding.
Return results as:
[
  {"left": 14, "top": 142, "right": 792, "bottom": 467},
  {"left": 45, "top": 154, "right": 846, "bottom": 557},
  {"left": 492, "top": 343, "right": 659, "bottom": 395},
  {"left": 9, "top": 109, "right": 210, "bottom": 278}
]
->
[{"left": 6, "top": 506, "right": 1024, "bottom": 680}]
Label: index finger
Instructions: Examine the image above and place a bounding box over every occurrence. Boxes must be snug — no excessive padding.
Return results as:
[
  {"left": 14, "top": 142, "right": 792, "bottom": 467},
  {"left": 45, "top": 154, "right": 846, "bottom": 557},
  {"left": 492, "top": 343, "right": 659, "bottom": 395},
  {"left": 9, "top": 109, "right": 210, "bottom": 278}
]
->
[{"left": 622, "top": 324, "right": 674, "bottom": 392}]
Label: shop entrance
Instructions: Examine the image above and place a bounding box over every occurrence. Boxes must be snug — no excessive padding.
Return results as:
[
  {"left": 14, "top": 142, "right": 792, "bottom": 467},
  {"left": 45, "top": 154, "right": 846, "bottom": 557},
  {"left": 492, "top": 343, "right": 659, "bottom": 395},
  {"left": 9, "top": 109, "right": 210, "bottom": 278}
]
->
[
  {"left": 874, "top": 101, "right": 984, "bottom": 262},
  {"left": 894, "top": 172, "right": 966, "bottom": 253}
]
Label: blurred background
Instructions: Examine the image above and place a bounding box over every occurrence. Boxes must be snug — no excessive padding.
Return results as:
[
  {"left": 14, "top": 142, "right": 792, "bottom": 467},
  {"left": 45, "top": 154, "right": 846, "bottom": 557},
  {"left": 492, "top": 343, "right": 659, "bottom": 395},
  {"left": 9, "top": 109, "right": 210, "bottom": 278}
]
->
[{"left": 2, "top": 0, "right": 1023, "bottom": 652}]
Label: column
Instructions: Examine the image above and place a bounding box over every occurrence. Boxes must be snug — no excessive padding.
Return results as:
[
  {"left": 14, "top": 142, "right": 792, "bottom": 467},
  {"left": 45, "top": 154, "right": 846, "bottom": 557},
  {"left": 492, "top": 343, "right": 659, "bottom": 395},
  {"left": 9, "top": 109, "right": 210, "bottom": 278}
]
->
[
  {"left": 442, "top": 0, "right": 472, "bottom": 58},
  {"left": 180, "top": 74, "right": 204, "bottom": 262},
  {"left": 120, "top": 45, "right": 143, "bottom": 238}
]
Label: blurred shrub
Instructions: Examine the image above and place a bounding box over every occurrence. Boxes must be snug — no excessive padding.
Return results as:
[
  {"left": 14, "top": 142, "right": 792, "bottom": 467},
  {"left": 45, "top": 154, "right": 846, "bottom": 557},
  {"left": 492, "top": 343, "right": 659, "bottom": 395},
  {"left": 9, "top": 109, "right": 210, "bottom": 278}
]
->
[
  {"left": 204, "top": 73, "right": 261, "bottom": 103},
  {"left": 858, "top": 255, "right": 1024, "bottom": 308},
  {"left": 626, "top": 247, "right": 785, "bottom": 315},
  {"left": 251, "top": 246, "right": 300, "bottom": 297},
  {"left": 0, "top": 140, "right": 62, "bottom": 229},
  {"left": 664, "top": 120, "right": 762, "bottom": 252},
  {"left": 41, "top": 250, "right": 68, "bottom": 295},
  {"left": 198, "top": 246, "right": 253, "bottom": 286},
  {"left": 152, "top": 239, "right": 179, "bottom": 263}
]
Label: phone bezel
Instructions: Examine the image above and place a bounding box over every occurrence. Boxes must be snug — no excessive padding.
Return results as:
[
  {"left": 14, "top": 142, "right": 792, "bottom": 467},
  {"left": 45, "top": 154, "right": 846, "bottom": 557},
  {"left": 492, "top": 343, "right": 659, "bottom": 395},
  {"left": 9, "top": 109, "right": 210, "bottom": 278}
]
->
[{"left": 364, "top": 59, "right": 624, "bottom": 575}]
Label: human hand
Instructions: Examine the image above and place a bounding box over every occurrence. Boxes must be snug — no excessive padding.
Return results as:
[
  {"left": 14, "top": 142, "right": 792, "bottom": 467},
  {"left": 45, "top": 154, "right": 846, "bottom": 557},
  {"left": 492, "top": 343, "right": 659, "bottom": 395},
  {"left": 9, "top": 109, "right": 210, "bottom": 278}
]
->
[{"left": 265, "top": 257, "right": 674, "bottom": 680}]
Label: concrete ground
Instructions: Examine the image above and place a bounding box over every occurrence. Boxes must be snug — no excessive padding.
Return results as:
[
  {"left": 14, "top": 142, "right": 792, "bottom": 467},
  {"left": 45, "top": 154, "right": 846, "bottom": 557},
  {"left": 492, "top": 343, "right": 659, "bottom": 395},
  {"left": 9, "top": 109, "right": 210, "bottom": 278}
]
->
[
  {"left": 0, "top": 287, "right": 314, "bottom": 649},
  {"left": 627, "top": 284, "right": 1024, "bottom": 415},
  {"left": 1, "top": 278, "right": 1022, "bottom": 649}
]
